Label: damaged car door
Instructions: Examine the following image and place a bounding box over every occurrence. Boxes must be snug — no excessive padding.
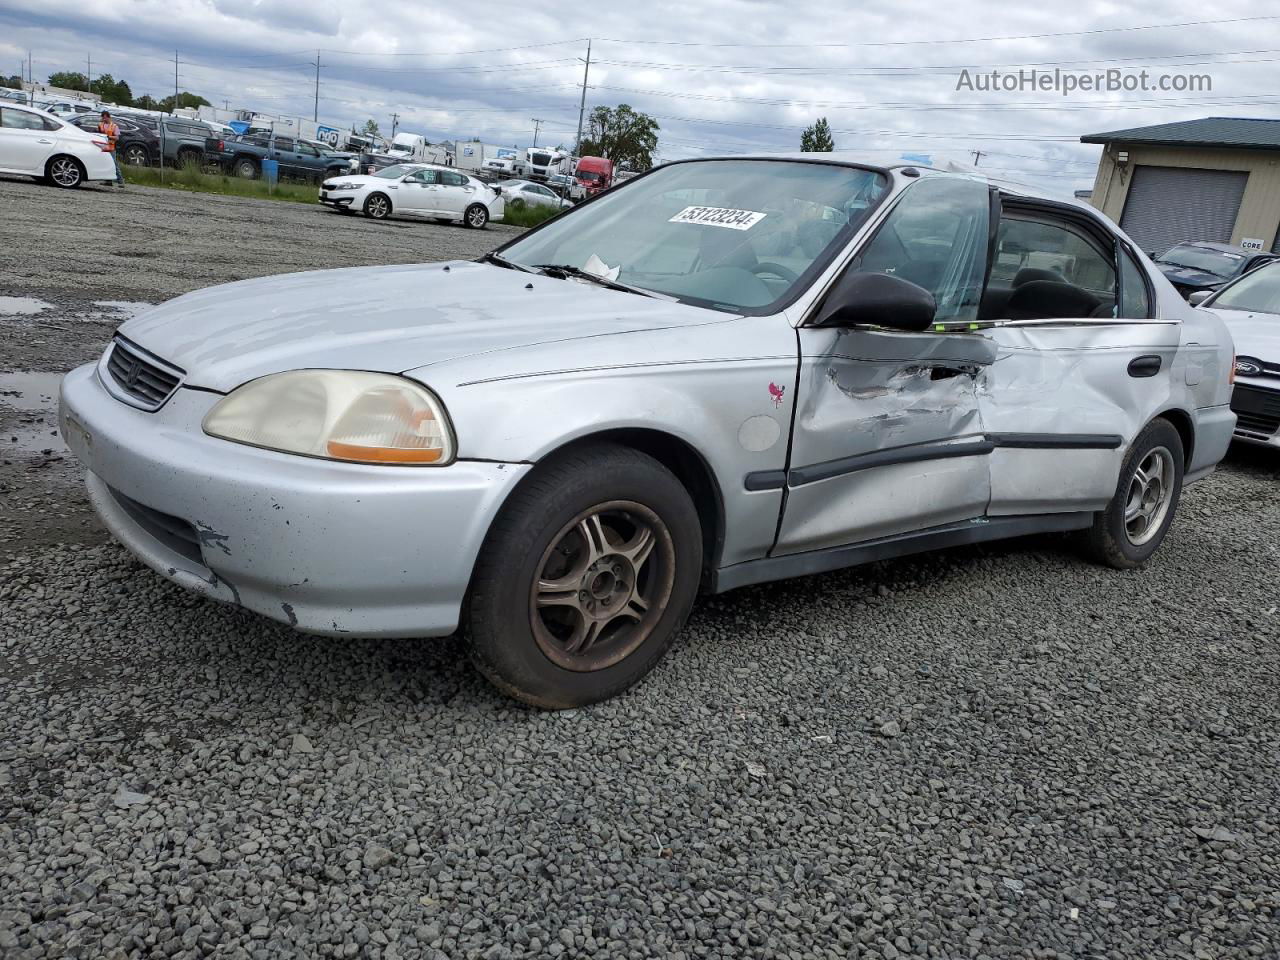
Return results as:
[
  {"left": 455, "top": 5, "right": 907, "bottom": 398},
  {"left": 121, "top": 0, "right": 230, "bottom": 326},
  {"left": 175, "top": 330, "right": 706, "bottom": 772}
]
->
[{"left": 775, "top": 175, "right": 997, "bottom": 555}]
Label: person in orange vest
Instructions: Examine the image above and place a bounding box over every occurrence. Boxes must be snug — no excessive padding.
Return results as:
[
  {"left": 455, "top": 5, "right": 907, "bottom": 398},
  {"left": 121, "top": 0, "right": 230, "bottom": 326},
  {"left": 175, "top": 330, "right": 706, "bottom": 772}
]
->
[{"left": 97, "top": 110, "right": 124, "bottom": 188}]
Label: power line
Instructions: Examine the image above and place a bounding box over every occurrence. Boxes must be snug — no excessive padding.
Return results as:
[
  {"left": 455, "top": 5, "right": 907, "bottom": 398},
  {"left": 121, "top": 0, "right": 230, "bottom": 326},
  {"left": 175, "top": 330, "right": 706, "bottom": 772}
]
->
[{"left": 591, "top": 15, "right": 1280, "bottom": 48}]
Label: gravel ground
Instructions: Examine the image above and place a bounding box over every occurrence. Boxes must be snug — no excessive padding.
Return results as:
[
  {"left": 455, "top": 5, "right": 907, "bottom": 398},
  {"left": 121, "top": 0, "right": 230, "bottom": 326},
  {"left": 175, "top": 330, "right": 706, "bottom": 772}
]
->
[{"left": 3, "top": 176, "right": 1280, "bottom": 959}]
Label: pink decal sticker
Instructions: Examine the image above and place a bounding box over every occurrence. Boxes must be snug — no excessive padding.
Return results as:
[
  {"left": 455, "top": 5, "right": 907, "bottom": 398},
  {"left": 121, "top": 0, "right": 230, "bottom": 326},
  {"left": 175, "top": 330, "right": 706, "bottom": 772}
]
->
[{"left": 769, "top": 382, "right": 786, "bottom": 407}]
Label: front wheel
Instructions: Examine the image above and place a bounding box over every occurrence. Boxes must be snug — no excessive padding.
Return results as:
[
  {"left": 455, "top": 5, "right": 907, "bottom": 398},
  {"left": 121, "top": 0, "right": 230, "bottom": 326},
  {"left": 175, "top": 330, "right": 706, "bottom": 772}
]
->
[
  {"left": 123, "top": 144, "right": 149, "bottom": 166},
  {"left": 47, "top": 156, "right": 84, "bottom": 188},
  {"left": 468, "top": 444, "right": 702, "bottom": 709},
  {"left": 464, "top": 204, "right": 489, "bottom": 229},
  {"left": 1085, "top": 418, "right": 1184, "bottom": 569},
  {"left": 363, "top": 193, "right": 391, "bottom": 220}
]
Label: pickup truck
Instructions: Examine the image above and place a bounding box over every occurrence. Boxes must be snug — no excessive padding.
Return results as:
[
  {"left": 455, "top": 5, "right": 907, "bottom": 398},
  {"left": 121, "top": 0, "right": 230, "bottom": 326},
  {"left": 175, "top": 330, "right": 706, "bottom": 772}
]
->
[
  {"left": 128, "top": 115, "right": 215, "bottom": 168},
  {"left": 209, "top": 133, "right": 352, "bottom": 182}
]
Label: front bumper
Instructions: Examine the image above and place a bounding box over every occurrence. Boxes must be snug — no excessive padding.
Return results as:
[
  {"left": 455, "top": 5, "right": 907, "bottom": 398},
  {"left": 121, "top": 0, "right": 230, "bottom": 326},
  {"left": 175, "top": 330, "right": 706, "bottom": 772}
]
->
[
  {"left": 1230, "top": 380, "right": 1280, "bottom": 449},
  {"left": 319, "top": 191, "right": 355, "bottom": 209},
  {"left": 59, "top": 363, "right": 529, "bottom": 637}
]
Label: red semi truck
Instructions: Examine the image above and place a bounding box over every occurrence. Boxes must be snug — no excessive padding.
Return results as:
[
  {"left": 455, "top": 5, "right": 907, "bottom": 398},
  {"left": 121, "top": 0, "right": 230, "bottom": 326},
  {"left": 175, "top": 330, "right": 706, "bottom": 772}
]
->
[{"left": 573, "top": 156, "right": 614, "bottom": 197}]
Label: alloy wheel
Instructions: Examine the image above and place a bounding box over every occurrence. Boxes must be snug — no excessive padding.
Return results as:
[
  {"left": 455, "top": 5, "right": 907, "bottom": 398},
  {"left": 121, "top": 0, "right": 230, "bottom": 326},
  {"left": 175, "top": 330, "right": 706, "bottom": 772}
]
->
[
  {"left": 467, "top": 206, "right": 487, "bottom": 228},
  {"left": 124, "top": 146, "right": 148, "bottom": 166},
  {"left": 1124, "top": 445, "right": 1175, "bottom": 546},
  {"left": 50, "top": 158, "right": 81, "bottom": 187},
  {"left": 529, "top": 501, "right": 675, "bottom": 672},
  {"left": 367, "top": 195, "right": 389, "bottom": 218}
]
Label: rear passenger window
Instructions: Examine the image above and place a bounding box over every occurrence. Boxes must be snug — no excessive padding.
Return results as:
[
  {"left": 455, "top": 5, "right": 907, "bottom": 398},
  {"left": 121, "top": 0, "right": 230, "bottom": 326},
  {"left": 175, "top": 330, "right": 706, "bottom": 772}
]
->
[
  {"left": 983, "top": 215, "right": 1117, "bottom": 321},
  {"left": 1118, "top": 248, "right": 1152, "bottom": 319},
  {"left": 442, "top": 171, "right": 467, "bottom": 186}
]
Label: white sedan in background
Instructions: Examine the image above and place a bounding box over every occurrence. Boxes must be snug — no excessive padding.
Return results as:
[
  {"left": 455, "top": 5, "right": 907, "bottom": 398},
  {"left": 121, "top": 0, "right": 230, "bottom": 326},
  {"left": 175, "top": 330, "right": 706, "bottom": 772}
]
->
[
  {"left": 496, "top": 179, "right": 574, "bottom": 211},
  {"left": 0, "top": 103, "right": 116, "bottom": 188},
  {"left": 319, "top": 163, "right": 504, "bottom": 228}
]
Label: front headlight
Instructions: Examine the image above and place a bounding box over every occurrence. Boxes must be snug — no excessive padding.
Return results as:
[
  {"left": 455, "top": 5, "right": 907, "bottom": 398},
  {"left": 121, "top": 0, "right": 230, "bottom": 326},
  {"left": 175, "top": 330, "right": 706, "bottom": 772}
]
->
[
  {"left": 202, "top": 370, "right": 455, "bottom": 465},
  {"left": 328, "top": 182, "right": 359, "bottom": 191}
]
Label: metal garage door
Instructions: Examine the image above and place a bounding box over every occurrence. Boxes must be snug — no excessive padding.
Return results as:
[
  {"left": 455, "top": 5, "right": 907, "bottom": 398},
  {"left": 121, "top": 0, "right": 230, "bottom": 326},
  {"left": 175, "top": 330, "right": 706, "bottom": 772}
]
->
[{"left": 1119, "top": 166, "right": 1248, "bottom": 258}]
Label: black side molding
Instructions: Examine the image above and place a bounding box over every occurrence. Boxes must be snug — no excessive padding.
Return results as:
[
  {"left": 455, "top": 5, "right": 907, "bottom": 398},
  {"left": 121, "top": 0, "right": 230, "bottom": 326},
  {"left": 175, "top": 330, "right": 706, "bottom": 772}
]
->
[
  {"left": 1128, "top": 355, "right": 1163, "bottom": 378},
  {"left": 988, "top": 433, "right": 1123, "bottom": 450},
  {"left": 789, "top": 439, "right": 994, "bottom": 487},
  {"left": 743, "top": 469, "right": 787, "bottom": 492},
  {"left": 711, "top": 512, "right": 1094, "bottom": 593}
]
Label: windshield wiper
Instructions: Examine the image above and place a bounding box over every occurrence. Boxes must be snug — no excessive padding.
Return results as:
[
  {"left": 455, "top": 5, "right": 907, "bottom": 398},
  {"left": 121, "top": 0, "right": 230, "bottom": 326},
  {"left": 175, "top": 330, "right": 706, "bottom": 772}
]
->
[
  {"left": 479, "top": 251, "right": 539, "bottom": 274},
  {"left": 531, "top": 263, "right": 674, "bottom": 300}
]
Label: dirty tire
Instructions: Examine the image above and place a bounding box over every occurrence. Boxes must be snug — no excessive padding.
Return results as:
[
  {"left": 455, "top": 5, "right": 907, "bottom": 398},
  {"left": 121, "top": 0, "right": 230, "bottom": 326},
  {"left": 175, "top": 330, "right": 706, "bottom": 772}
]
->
[
  {"left": 234, "top": 158, "right": 258, "bottom": 179},
  {"left": 1085, "top": 417, "right": 1184, "bottom": 569},
  {"left": 363, "top": 193, "right": 391, "bottom": 220},
  {"left": 467, "top": 444, "right": 702, "bottom": 709},
  {"left": 47, "top": 155, "right": 84, "bottom": 188},
  {"left": 464, "top": 204, "right": 489, "bottom": 229}
]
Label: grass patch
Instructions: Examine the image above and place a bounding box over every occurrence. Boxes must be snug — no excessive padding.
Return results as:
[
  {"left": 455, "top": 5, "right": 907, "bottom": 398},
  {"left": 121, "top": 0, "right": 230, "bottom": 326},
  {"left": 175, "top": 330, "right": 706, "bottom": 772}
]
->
[
  {"left": 500, "top": 203, "right": 562, "bottom": 228},
  {"left": 123, "top": 164, "right": 319, "bottom": 204}
]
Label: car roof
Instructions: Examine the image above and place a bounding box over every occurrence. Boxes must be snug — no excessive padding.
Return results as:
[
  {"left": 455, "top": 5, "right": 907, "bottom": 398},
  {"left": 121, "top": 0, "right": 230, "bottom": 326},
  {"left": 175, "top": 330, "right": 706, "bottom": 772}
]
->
[
  {"left": 3, "top": 103, "right": 61, "bottom": 120},
  {"left": 1171, "top": 240, "right": 1261, "bottom": 255}
]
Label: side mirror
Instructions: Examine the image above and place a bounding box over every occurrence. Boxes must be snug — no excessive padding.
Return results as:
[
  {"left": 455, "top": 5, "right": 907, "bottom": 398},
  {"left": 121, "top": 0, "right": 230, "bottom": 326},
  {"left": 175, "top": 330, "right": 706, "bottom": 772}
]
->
[
  {"left": 816, "top": 270, "right": 937, "bottom": 331},
  {"left": 1187, "top": 289, "right": 1212, "bottom": 307}
]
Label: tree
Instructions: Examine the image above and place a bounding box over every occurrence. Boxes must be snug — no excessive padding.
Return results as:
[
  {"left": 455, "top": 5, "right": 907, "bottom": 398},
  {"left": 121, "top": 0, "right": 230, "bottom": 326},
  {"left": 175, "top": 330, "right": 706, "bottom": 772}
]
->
[
  {"left": 48, "top": 70, "right": 89, "bottom": 91},
  {"left": 578, "top": 104, "right": 659, "bottom": 171},
  {"left": 88, "top": 73, "right": 132, "bottom": 106},
  {"left": 2, "top": 75, "right": 22, "bottom": 90},
  {"left": 134, "top": 94, "right": 159, "bottom": 111},
  {"left": 157, "top": 92, "right": 211, "bottom": 112},
  {"left": 801, "top": 117, "right": 835, "bottom": 152},
  {"left": 361, "top": 118, "right": 381, "bottom": 137}
]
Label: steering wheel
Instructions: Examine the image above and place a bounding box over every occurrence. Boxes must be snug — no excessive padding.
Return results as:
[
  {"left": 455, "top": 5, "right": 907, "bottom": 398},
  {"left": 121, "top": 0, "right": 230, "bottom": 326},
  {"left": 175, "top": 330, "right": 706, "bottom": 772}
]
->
[{"left": 750, "top": 261, "right": 800, "bottom": 283}]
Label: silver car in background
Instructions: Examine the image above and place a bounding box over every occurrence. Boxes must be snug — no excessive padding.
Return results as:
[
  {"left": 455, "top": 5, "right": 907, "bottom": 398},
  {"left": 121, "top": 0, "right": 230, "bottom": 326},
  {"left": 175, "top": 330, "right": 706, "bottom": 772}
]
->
[
  {"left": 1192, "top": 260, "right": 1280, "bottom": 448},
  {"left": 60, "top": 155, "right": 1236, "bottom": 707}
]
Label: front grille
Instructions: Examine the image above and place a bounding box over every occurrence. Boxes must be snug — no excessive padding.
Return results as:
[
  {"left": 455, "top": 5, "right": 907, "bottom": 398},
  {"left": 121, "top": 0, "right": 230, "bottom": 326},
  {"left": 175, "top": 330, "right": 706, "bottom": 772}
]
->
[
  {"left": 105, "top": 338, "right": 183, "bottom": 410},
  {"left": 1230, "top": 385, "right": 1280, "bottom": 437}
]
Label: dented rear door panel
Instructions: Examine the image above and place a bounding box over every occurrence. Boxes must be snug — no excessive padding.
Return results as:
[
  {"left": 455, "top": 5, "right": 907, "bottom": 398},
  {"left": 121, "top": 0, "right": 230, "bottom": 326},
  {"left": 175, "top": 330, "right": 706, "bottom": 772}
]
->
[
  {"left": 980, "top": 321, "right": 1182, "bottom": 514},
  {"left": 774, "top": 327, "right": 997, "bottom": 555}
]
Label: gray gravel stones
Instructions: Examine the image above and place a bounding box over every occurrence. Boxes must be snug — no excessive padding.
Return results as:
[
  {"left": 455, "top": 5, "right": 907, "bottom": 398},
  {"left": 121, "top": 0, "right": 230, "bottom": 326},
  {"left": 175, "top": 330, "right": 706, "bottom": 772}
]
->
[{"left": 2, "top": 177, "right": 1280, "bottom": 958}]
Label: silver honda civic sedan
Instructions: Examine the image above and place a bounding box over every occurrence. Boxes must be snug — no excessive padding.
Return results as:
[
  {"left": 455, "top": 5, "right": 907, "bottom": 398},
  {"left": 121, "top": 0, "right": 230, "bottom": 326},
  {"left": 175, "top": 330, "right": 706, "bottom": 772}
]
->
[{"left": 60, "top": 155, "right": 1237, "bottom": 707}]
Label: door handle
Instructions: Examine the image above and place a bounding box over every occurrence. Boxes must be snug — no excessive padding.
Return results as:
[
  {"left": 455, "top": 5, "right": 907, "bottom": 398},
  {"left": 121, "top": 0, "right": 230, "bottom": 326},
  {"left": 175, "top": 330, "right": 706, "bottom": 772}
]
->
[
  {"left": 38, "top": 138, "right": 55, "bottom": 144},
  {"left": 1127, "top": 355, "right": 1162, "bottom": 378}
]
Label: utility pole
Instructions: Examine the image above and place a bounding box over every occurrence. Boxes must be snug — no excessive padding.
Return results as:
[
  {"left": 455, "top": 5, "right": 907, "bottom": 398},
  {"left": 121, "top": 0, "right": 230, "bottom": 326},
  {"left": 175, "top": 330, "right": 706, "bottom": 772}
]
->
[
  {"left": 313, "top": 51, "right": 320, "bottom": 122},
  {"left": 531, "top": 118, "right": 544, "bottom": 147},
  {"left": 390, "top": 112, "right": 399, "bottom": 137},
  {"left": 970, "top": 149, "right": 985, "bottom": 166},
  {"left": 173, "top": 51, "right": 179, "bottom": 109},
  {"left": 86, "top": 53, "right": 91, "bottom": 95},
  {"left": 574, "top": 39, "right": 591, "bottom": 155}
]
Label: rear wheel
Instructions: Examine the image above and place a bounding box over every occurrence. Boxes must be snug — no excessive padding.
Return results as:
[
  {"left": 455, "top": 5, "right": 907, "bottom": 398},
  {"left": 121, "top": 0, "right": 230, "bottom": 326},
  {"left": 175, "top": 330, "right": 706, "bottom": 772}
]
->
[
  {"left": 47, "top": 155, "right": 84, "bottom": 188},
  {"left": 468, "top": 444, "right": 702, "bottom": 709},
  {"left": 1085, "top": 418, "right": 1184, "bottom": 569},
  {"left": 464, "top": 204, "right": 489, "bottom": 229},
  {"left": 234, "top": 158, "right": 258, "bottom": 179},
  {"left": 363, "top": 193, "right": 391, "bottom": 220}
]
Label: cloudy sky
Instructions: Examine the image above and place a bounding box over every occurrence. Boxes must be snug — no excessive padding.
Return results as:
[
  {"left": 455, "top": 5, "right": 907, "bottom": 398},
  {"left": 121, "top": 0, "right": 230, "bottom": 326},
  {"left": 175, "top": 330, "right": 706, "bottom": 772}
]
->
[{"left": 2, "top": 1, "right": 1279, "bottom": 192}]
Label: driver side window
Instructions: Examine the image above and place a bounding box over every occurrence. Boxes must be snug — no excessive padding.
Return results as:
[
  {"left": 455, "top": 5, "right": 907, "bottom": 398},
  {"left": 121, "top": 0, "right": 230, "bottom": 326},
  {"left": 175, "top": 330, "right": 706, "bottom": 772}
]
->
[{"left": 849, "top": 177, "right": 990, "bottom": 323}]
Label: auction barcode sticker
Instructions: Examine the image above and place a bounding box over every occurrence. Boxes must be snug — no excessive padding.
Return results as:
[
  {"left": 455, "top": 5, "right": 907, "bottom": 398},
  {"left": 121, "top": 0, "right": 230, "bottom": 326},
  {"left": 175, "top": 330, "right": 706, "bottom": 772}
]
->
[{"left": 669, "top": 206, "right": 767, "bottom": 231}]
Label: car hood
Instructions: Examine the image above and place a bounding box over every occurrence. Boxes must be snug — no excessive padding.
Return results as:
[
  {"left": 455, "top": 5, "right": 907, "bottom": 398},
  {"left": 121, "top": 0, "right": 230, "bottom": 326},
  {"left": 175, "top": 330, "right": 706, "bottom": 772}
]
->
[
  {"left": 1202, "top": 307, "right": 1280, "bottom": 362},
  {"left": 321, "top": 174, "right": 385, "bottom": 187},
  {"left": 118, "top": 261, "right": 726, "bottom": 392},
  {"left": 1156, "top": 263, "right": 1229, "bottom": 289}
]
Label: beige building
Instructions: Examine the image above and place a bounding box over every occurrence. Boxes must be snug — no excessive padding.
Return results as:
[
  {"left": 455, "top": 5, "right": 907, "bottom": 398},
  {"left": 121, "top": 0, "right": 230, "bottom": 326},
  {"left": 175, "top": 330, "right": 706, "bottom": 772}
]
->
[{"left": 1082, "top": 117, "right": 1280, "bottom": 257}]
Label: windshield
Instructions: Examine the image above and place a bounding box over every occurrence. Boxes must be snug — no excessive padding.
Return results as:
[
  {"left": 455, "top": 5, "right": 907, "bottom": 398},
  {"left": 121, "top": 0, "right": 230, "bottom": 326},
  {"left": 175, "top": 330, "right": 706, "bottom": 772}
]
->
[
  {"left": 1211, "top": 262, "right": 1280, "bottom": 314},
  {"left": 577, "top": 171, "right": 602, "bottom": 182},
  {"left": 499, "top": 159, "right": 888, "bottom": 312},
  {"left": 1158, "top": 244, "right": 1245, "bottom": 279},
  {"left": 373, "top": 164, "right": 415, "bottom": 179}
]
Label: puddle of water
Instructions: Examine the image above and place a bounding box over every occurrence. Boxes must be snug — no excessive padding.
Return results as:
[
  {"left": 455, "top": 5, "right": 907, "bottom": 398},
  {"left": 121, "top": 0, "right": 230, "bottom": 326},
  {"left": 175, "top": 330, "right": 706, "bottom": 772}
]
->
[
  {"left": 0, "top": 296, "right": 53, "bottom": 317},
  {"left": 91, "top": 301, "right": 153, "bottom": 323},
  {"left": 0, "top": 372, "right": 68, "bottom": 457}
]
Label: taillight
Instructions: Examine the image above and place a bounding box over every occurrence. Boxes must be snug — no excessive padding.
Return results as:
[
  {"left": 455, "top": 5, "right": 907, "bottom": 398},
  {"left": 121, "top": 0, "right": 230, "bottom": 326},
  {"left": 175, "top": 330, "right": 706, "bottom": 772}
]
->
[{"left": 217, "top": 139, "right": 225, "bottom": 152}]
